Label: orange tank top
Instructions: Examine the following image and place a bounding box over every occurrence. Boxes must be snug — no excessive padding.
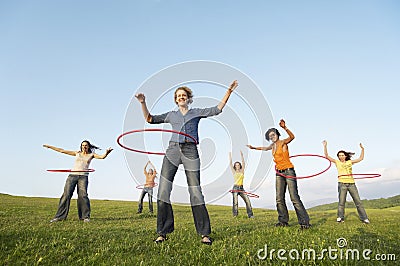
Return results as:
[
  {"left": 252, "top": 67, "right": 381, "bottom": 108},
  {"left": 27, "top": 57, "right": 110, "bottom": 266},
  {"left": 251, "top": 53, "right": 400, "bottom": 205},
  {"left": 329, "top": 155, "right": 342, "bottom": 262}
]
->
[{"left": 273, "top": 143, "right": 294, "bottom": 170}]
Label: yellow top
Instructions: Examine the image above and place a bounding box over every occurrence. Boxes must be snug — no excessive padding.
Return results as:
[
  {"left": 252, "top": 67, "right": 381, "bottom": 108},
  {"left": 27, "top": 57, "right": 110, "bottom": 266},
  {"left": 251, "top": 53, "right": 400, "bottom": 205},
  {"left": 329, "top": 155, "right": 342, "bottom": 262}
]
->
[
  {"left": 233, "top": 172, "right": 244, "bottom": 186},
  {"left": 335, "top": 160, "right": 355, "bottom": 183}
]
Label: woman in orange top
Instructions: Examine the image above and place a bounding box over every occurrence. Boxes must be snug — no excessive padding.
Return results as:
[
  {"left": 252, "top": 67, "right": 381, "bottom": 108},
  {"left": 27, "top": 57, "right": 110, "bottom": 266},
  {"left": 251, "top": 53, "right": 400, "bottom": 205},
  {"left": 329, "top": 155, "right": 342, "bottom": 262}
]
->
[{"left": 247, "top": 119, "right": 310, "bottom": 229}]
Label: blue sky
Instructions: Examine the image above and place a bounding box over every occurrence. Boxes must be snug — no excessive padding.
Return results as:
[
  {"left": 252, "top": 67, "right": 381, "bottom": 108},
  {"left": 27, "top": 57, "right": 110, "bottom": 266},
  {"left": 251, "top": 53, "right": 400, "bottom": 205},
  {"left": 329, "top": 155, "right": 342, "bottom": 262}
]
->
[{"left": 1, "top": 0, "right": 399, "bottom": 209}]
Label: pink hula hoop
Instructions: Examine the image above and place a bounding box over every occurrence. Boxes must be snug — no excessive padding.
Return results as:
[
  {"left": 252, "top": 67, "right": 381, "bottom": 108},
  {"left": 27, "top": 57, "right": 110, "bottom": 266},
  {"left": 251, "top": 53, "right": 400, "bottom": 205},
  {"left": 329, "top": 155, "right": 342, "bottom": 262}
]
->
[
  {"left": 275, "top": 154, "right": 332, "bottom": 179},
  {"left": 117, "top": 129, "right": 198, "bottom": 155},
  {"left": 229, "top": 189, "right": 260, "bottom": 198},
  {"left": 338, "top": 173, "right": 381, "bottom": 180},
  {"left": 47, "top": 169, "right": 95, "bottom": 173},
  {"left": 136, "top": 183, "right": 158, "bottom": 189}
]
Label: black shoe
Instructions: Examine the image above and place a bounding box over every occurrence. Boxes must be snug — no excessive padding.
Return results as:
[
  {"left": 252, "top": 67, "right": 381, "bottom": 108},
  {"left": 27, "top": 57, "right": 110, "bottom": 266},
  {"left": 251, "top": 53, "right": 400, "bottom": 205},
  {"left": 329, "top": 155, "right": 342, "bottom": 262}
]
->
[
  {"left": 275, "top": 222, "right": 289, "bottom": 227},
  {"left": 300, "top": 224, "right": 312, "bottom": 229}
]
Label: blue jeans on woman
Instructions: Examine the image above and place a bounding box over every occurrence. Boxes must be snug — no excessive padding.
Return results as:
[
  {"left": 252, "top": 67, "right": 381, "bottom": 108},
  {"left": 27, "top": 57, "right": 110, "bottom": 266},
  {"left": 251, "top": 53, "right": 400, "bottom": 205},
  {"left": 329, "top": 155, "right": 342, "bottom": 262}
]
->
[
  {"left": 276, "top": 168, "right": 310, "bottom": 225},
  {"left": 157, "top": 142, "right": 211, "bottom": 236},
  {"left": 232, "top": 185, "right": 254, "bottom": 217},
  {"left": 337, "top": 182, "right": 368, "bottom": 221},
  {"left": 54, "top": 174, "right": 90, "bottom": 220},
  {"left": 138, "top": 187, "right": 154, "bottom": 213}
]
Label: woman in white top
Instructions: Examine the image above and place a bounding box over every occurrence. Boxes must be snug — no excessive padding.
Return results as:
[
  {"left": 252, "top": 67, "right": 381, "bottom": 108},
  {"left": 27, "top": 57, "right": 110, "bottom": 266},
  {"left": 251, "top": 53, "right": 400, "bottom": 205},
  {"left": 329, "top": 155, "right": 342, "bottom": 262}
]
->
[{"left": 43, "top": 140, "right": 112, "bottom": 222}]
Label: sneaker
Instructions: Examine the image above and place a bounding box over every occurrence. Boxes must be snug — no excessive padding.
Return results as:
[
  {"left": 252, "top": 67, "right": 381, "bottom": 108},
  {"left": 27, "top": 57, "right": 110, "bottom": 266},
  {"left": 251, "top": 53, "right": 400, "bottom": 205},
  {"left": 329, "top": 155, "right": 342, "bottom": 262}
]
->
[
  {"left": 362, "top": 219, "right": 370, "bottom": 224},
  {"left": 249, "top": 216, "right": 255, "bottom": 219},
  {"left": 83, "top": 218, "right": 90, "bottom": 223},
  {"left": 336, "top": 217, "right": 344, "bottom": 223},
  {"left": 300, "top": 224, "right": 312, "bottom": 229},
  {"left": 275, "top": 222, "right": 289, "bottom": 227},
  {"left": 49, "top": 218, "right": 62, "bottom": 223}
]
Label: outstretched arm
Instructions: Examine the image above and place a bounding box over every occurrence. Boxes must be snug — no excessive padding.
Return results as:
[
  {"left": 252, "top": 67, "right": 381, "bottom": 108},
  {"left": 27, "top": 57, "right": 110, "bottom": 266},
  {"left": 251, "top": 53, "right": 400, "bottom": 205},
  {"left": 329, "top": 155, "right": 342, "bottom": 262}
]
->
[
  {"left": 279, "top": 119, "right": 295, "bottom": 144},
  {"left": 135, "top": 93, "right": 152, "bottom": 123},
  {"left": 322, "top": 140, "right": 336, "bottom": 162},
  {"left": 94, "top": 148, "right": 113, "bottom": 159},
  {"left": 351, "top": 143, "right": 364, "bottom": 164},
  {"left": 246, "top": 144, "right": 272, "bottom": 151},
  {"left": 217, "top": 80, "right": 238, "bottom": 111},
  {"left": 43, "top": 144, "right": 76, "bottom": 156}
]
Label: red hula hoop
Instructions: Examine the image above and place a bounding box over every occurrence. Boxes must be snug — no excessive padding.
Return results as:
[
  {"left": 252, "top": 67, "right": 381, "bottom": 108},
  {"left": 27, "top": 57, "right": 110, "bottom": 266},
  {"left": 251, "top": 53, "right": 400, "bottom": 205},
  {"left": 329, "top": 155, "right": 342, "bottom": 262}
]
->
[
  {"left": 47, "top": 169, "right": 95, "bottom": 173},
  {"left": 275, "top": 154, "right": 332, "bottom": 179},
  {"left": 229, "top": 189, "right": 260, "bottom": 198},
  {"left": 117, "top": 129, "right": 198, "bottom": 155},
  {"left": 338, "top": 173, "right": 381, "bottom": 180},
  {"left": 136, "top": 183, "right": 158, "bottom": 189}
]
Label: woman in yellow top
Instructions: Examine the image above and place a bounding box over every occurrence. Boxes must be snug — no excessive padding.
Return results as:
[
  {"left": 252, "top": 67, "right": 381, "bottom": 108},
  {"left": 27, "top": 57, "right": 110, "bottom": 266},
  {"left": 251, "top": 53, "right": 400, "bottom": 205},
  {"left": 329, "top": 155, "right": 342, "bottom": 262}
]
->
[
  {"left": 322, "top": 140, "right": 369, "bottom": 224},
  {"left": 229, "top": 151, "right": 254, "bottom": 218},
  {"left": 247, "top": 119, "right": 310, "bottom": 229}
]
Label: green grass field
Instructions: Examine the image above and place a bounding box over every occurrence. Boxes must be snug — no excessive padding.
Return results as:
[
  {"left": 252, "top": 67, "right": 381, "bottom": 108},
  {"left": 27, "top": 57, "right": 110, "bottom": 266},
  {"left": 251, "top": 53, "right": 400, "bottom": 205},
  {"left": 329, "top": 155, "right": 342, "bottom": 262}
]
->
[{"left": 1, "top": 193, "right": 398, "bottom": 265}]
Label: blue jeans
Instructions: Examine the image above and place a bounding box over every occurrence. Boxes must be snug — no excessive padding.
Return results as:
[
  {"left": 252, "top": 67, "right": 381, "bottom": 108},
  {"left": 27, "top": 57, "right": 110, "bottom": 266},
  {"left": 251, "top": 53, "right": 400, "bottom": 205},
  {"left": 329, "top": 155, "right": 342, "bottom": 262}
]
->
[
  {"left": 232, "top": 185, "right": 253, "bottom": 217},
  {"left": 338, "top": 182, "right": 368, "bottom": 221},
  {"left": 157, "top": 142, "right": 211, "bottom": 236},
  {"left": 54, "top": 174, "right": 90, "bottom": 220},
  {"left": 138, "top": 187, "right": 153, "bottom": 213},
  {"left": 276, "top": 168, "right": 309, "bottom": 225}
]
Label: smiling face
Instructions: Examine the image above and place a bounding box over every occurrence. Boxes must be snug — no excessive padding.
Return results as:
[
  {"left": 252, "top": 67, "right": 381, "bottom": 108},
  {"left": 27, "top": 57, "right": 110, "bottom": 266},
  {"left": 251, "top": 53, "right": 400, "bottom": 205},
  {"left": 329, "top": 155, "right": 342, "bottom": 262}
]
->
[
  {"left": 175, "top": 89, "right": 188, "bottom": 107},
  {"left": 268, "top": 132, "right": 278, "bottom": 143},
  {"left": 174, "top": 86, "right": 193, "bottom": 106},
  {"left": 81, "top": 141, "right": 90, "bottom": 153},
  {"left": 337, "top": 152, "right": 346, "bottom": 162},
  {"left": 265, "top": 128, "right": 280, "bottom": 143},
  {"left": 234, "top": 162, "right": 242, "bottom": 171}
]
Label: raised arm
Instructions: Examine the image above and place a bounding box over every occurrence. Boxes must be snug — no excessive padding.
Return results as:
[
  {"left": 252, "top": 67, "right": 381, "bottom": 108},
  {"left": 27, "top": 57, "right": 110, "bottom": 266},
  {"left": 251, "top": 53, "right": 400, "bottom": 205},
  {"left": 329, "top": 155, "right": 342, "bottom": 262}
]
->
[
  {"left": 322, "top": 140, "right": 335, "bottom": 162},
  {"left": 217, "top": 80, "right": 238, "bottom": 111},
  {"left": 148, "top": 161, "right": 156, "bottom": 170},
  {"left": 135, "top": 93, "right": 152, "bottom": 123},
  {"left": 246, "top": 144, "right": 272, "bottom": 151},
  {"left": 43, "top": 144, "right": 76, "bottom": 156},
  {"left": 94, "top": 147, "right": 113, "bottom": 159},
  {"left": 351, "top": 143, "right": 364, "bottom": 164},
  {"left": 229, "top": 152, "right": 235, "bottom": 174},
  {"left": 279, "top": 119, "right": 295, "bottom": 144},
  {"left": 240, "top": 150, "right": 245, "bottom": 170}
]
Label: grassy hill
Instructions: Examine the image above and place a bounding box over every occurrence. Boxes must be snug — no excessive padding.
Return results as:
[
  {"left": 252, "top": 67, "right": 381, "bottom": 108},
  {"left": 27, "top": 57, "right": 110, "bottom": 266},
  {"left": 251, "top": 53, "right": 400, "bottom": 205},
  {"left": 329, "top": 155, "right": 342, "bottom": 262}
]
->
[
  {"left": 0, "top": 193, "right": 399, "bottom": 265},
  {"left": 309, "top": 195, "right": 400, "bottom": 212}
]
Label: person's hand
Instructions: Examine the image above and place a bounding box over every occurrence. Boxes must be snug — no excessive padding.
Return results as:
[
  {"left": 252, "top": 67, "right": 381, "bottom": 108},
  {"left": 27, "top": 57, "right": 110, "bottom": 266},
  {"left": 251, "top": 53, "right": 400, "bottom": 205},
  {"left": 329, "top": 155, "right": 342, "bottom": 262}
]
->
[
  {"left": 135, "top": 93, "right": 146, "bottom": 103},
  {"left": 279, "top": 119, "right": 286, "bottom": 129},
  {"left": 229, "top": 80, "right": 238, "bottom": 92},
  {"left": 106, "top": 147, "right": 113, "bottom": 154},
  {"left": 322, "top": 140, "right": 327, "bottom": 146},
  {"left": 359, "top": 143, "right": 364, "bottom": 149},
  {"left": 246, "top": 144, "right": 253, "bottom": 149},
  {"left": 43, "top": 144, "right": 50, "bottom": 149}
]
